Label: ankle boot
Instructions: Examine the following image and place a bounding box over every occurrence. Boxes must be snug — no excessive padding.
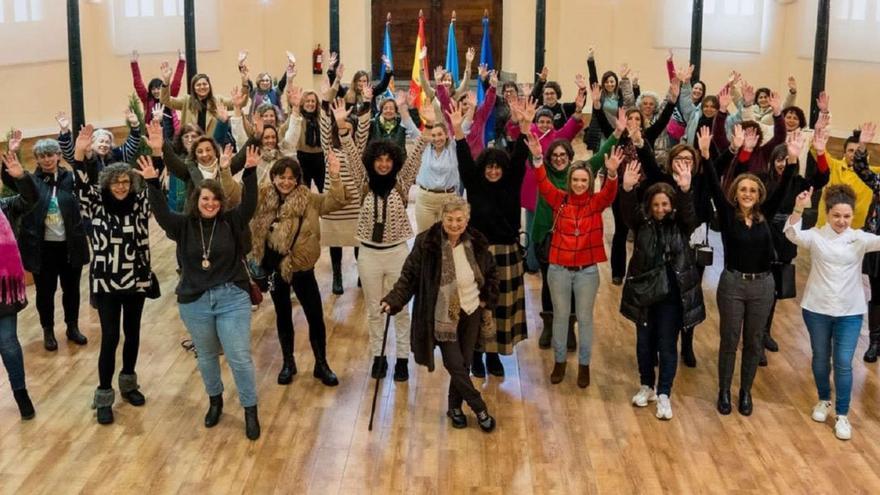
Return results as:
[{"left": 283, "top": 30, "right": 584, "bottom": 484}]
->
[
  {"left": 205, "top": 394, "right": 223, "bottom": 427},
  {"left": 567, "top": 316, "right": 577, "bottom": 352},
  {"left": 43, "top": 328, "right": 57, "bottom": 352},
  {"left": 93, "top": 388, "right": 115, "bottom": 425},
  {"left": 277, "top": 355, "right": 297, "bottom": 384},
  {"left": 118, "top": 373, "right": 145, "bottom": 406},
  {"left": 331, "top": 260, "right": 344, "bottom": 295},
  {"left": 577, "top": 364, "right": 590, "bottom": 388},
  {"left": 680, "top": 326, "right": 697, "bottom": 368},
  {"left": 66, "top": 324, "right": 88, "bottom": 345},
  {"left": 371, "top": 356, "right": 388, "bottom": 379},
  {"left": 485, "top": 352, "right": 504, "bottom": 377},
  {"left": 393, "top": 358, "right": 409, "bottom": 382},
  {"left": 864, "top": 305, "right": 880, "bottom": 362},
  {"left": 244, "top": 405, "right": 261, "bottom": 440},
  {"left": 471, "top": 351, "right": 486, "bottom": 378},
  {"left": 738, "top": 389, "right": 753, "bottom": 416},
  {"left": 13, "top": 389, "right": 35, "bottom": 420},
  {"left": 538, "top": 312, "right": 553, "bottom": 349},
  {"left": 865, "top": 340, "right": 880, "bottom": 363},
  {"left": 550, "top": 362, "right": 566, "bottom": 384},
  {"left": 717, "top": 389, "right": 732, "bottom": 415},
  {"left": 313, "top": 359, "right": 339, "bottom": 386}
]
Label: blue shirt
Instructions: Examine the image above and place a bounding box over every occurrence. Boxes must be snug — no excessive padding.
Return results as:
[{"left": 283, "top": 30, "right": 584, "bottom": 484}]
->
[{"left": 416, "top": 140, "right": 459, "bottom": 190}]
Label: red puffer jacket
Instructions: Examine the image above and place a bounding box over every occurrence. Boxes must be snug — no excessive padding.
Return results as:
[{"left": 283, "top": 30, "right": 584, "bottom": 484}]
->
[{"left": 535, "top": 164, "right": 616, "bottom": 267}]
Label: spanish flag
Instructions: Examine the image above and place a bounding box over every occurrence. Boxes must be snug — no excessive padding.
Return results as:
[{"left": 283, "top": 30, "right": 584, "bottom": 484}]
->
[{"left": 409, "top": 11, "right": 427, "bottom": 112}]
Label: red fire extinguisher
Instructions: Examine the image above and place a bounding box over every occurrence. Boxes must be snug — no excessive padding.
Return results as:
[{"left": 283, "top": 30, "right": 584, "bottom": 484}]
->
[{"left": 313, "top": 44, "right": 323, "bottom": 74}]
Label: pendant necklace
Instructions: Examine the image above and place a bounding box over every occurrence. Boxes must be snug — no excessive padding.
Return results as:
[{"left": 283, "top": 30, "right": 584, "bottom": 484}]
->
[{"left": 199, "top": 218, "right": 217, "bottom": 271}]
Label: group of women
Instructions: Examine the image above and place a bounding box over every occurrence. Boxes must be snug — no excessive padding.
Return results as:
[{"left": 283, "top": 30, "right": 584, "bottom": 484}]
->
[{"left": 0, "top": 46, "right": 878, "bottom": 442}]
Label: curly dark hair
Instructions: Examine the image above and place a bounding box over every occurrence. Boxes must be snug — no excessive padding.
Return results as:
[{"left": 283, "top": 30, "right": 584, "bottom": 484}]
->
[
  {"left": 783, "top": 106, "right": 807, "bottom": 129},
  {"left": 188, "top": 136, "right": 221, "bottom": 164},
  {"left": 824, "top": 184, "right": 856, "bottom": 213},
  {"left": 185, "top": 179, "right": 226, "bottom": 218},
  {"left": 98, "top": 162, "right": 142, "bottom": 194},
  {"left": 362, "top": 139, "right": 405, "bottom": 175},
  {"left": 740, "top": 120, "right": 765, "bottom": 147},
  {"left": 270, "top": 157, "right": 303, "bottom": 184},
  {"left": 475, "top": 148, "right": 510, "bottom": 175},
  {"left": 544, "top": 139, "right": 574, "bottom": 165},
  {"left": 543, "top": 81, "right": 563, "bottom": 99}
]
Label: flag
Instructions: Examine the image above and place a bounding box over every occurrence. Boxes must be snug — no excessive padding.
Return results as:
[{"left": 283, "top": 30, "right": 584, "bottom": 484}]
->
[
  {"left": 445, "top": 18, "right": 459, "bottom": 87},
  {"left": 409, "top": 12, "right": 427, "bottom": 113},
  {"left": 379, "top": 16, "right": 394, "bottom": 99},
  {"left": 477, "top": 14, "right": 495, "bottom": 142}
]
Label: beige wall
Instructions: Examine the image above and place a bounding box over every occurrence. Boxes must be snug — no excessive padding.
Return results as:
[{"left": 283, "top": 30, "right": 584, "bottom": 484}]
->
[{"left": 2, "top": 0, "right": 877, "bottom": 142}]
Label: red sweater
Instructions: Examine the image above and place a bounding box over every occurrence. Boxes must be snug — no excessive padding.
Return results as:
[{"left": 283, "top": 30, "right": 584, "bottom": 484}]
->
[{"left": 536, "top": 165, "right": 617, "bottom": 267}]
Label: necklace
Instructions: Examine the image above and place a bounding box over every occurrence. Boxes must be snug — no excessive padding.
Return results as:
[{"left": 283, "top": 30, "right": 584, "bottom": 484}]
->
[{"left": 199, "top": 218, "right": 217, "bottom": 270}]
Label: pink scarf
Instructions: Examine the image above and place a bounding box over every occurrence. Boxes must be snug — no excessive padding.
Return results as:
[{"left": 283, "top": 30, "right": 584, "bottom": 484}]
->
[{"left": 0, "top": 210, "right": 26, "bottom": 305}]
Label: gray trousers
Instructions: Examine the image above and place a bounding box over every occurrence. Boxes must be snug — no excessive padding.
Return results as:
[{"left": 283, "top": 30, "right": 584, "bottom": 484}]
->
[
  {"left": 716, "top": 270, "right": 775, "bottom": 392},
  {"left": 437, "top": 310, "right": 486, "bottom": 413}
]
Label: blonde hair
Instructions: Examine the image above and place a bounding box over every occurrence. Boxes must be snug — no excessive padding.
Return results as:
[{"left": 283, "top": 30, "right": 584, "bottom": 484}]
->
[
  {"left": 727, "top": 173, "right": 767, "bottom": 222},
  {"left": 441, "top": 196, "right": 471, "bottom": 218}
]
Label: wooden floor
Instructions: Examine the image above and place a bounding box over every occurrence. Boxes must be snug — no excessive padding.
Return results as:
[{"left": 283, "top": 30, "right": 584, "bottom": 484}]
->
[{"left": 2, "top": 211, "right": 880, "bottom": 495}]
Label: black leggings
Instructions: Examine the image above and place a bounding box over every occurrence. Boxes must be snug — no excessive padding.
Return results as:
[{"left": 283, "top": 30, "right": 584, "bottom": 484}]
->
[
  {"left": 297, "top": 150, "right": 326, "bottom": 192},
  {"left": 95, "top": 293, "right": 146, "bottom": 390},
  {"left": 34, "top": 241, "right": 83, "bottom": 330},
  {"left": 270, "top": 269, "right": 328, "bottom": 361},
  {"left": 329, "top": 246, "right": 359, "bottom": 267},
  {"left": 610, "top": 196, "right": 628, "bottom": 280}
]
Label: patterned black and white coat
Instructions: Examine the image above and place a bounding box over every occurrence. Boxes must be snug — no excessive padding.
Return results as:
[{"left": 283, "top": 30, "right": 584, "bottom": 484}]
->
[{"left": 74, "top": 161, "right": 152, "bottom": 294}]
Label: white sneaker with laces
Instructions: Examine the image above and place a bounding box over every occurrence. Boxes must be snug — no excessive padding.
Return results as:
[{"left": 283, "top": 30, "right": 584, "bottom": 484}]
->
[
  {"left": 656, "top": 394, "right": 673, "bottom": 420},
  {"left": 811, "top": 400, "right": 832, "bottom": 422},
  {"left": 632, "top": 385, "right": 657, "bottom": 407},
  {"left": 835, "top": 415, "right": 852, "bottom": 440}
]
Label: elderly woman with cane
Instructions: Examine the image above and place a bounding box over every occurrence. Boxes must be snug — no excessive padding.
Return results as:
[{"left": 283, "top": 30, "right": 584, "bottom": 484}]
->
[{"left": 380, "top": 197, "right": 499, "bottom": 432}]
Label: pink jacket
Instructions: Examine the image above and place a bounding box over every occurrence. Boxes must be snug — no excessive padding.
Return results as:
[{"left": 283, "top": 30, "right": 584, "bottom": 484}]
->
[{"left": 436, "top": 84, "right": 497, "bottom": 157}]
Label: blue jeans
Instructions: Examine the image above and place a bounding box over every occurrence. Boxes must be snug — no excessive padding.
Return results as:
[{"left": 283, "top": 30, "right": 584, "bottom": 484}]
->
[
  {"left": 547, "top": 264, "right": 600, "bottom": 364},
  {"left": 179, "top": 283, "right": 257, "bottom": 407},
  {"left": 0, "top": 315, "right": 26, "bottom": 391},
  {"left": 802, "top": 309, "right": 863, "bottom": 415}
]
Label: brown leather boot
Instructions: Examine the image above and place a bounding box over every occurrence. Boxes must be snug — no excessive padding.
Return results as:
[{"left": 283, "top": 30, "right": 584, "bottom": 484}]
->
[
  {"left": 550, "top": 362, "right": 566, "bottom": 384},
  {"left": 577, "top": 365, "right": 590, "bottom": 388}
]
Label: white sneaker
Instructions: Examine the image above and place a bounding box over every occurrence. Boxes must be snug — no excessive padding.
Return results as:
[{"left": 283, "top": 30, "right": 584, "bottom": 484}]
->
[
  {"left": 632, "top": 385, "right": 657, "bottom": 407},
  {"left": 811, "top": 400, "right": 832, "bottom": 422},
  {"left": 656, "top": 394, "right": 673, "bottom": 420},
  {"left": 835, "top": 416, "right": 852, "bottom": 440}
]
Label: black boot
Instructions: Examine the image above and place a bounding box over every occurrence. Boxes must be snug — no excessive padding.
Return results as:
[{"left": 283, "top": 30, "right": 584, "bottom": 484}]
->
[
  {"left": 393, "top": 358, "right": 409, "bottom": 382},
  {"left": 331, "top": 259, "right": 343, "bottom": 295},
  {"left": 66, "top": 324, "right": 88, "bottom": 345},
  {"left": 244, "top": 405, "right": 261, "bottom": 440},
  {"left": 680, "top": 326, "right": 697, "bottom": 368},
  {"left": 277, "top": 355, "right": 297, "bottom": 385},
  {"left": 93, "top": 388, "right": 115, "bottom": 425},
  {"left": 717, "top": 389, "right": 732, "bottom": 415},
  {"left": 865, "top": 340, "right": 880, "bottom": 363},
  {"left": 864, "top": 305, "right": 880, "bottom": 363},
  {"left": 567, "top": 316, "right": 577, "bottom": 352},
  {"left": 13, "top": 389, "right": 35, "bottom": 420},
  {"left": 313, "top": 359, "right": 339, "bottom": 386},
  {"left": 738, "top": 389, "right": 753, "bottom": 416},
  {"left": 119, "top": 373, "right": 146, "bottom": 406},
  {"left": 764, "top": 327, "right": 779, "bottom": 353},
  {"left": 471, "top": 351, "right": 486, "bottom": 378},
  {"left": 371, "top": 356, "right": 388, "bottom": 379},
  {"left": 485, "top": 352, "right": 505, "bottom": 377},
  {"left": 538, "top": 312, "right": 553, "bottom": 349},
  {"left": 43, "top": 328, "right": 57, "bottom": 352},
  {"left": 205, "top": 394, "right": 223, "bottom": 427},
  {"left": 475, "top": 409, "right": 496, "bottom": 433}
]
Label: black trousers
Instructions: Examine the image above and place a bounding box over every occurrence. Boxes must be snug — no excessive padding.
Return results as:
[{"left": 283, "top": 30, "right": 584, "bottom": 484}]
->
[
  {"left": 269, "top": 269, "right": 328, "bottom": 362},
  {"left": 717, "top": 271, "right": 775, "bottom": 392},
  {"left": 610, "top": 196, "right": 629, "bottom": 280},
  {"left": 95, "top": 293, "right": 146, "bottom": 390},
  {"left": 637, "top": 301, "right": 683, "bottom": 396},
  {"left": 437, "top": 310, "right": 487, "bottom": 413},
  {"left": 329, "top": 246, "right": 359, "bottom": 267},
  {"left": 34, "top": 241, "right": 83, "bottom": 330},
  {"left": 297, "top": 150, "right": 325, "bottom": 192}
]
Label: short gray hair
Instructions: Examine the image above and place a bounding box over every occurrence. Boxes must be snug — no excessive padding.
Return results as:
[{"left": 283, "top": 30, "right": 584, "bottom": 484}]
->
[
  {"left": 441, "top": 196, "right": 471, "bottom": 218},
  {"left": 33, "top": 139, "right": 61, "bottom": 156}
]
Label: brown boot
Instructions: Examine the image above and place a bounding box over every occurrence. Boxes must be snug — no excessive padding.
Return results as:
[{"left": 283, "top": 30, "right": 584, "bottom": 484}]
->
[
  {"left": 577, "top": 365, "right": 590, "bottom": 388},
  {"left": 550, "top": 362, "right": 566, "bottom": 384}
]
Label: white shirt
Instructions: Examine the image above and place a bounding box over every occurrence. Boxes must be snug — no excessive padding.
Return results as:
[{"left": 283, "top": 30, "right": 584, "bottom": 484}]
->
[
  {"left": 452, "top": 243, "right": 480, "bottom": 315},
  {"left": 784, "top": 220, "right": 880, "bottom": 316}
]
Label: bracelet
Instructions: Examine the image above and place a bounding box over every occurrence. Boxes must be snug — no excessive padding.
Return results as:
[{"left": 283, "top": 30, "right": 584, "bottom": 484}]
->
[{"left": 793, "top": 208, "right": 804, "bottom": 215}]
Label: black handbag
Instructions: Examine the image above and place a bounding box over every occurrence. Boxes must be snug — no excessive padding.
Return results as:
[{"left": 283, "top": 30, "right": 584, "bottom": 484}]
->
[
  {"left": 772, "top": 262, "right": 796, "bottom": 299},
  {"left": 692, "top": 223, "right": 714, "bottom": 268},
  {"left": 145, "top": 271, "right": 161, "bottom": 299},
  {"left": 537, "top": 196, "right": 567, "bottom": 265},
  {"left": 622, "top": 234, "right": 670, "bottom": 306}
]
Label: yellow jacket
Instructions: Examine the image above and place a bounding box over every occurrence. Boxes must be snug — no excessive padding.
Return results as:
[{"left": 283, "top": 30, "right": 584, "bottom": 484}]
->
[{"left": 815, "top": 150, "right": 880, "bottom": 229}]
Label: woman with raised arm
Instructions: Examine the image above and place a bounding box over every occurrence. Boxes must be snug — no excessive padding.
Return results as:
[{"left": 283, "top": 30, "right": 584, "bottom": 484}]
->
[
  {"left": 335, "top": 99, "right": 429, "bottom": 382},
  {"left": 529, "top": 130, "right": 620, "bottom": 389},
  {"left": 249, "top": 151, "right": 347, "bottom": 387},
  {"left": 619, "top": 158, "right": 705, "bottom": 419},
  {"left": 57, "top": 110, "right": 142, "bottom": 171},
  {"left": 413, "top": 101, "right": 460, "bottom": 234},
  {"left": 0, "top": 135, "right": 88, "bottom": 351},
  {"left": 450, "top": 101, "right": 528, "bottom": 377},
  {"left": 73, "top": 122, "right": 162, "bottom": 425},
  {"left": 141, "top": 144, "right": 262, "bottom": 440},
  {"left": 381, "top": 197, "right": 499, "bottom": 432},
  {"left": 294, "top": 89, "right": 327, "bottom": 192},
  {"left": 699, "top": 125, "right": 793, "bottom": 417},
  {"left": 130, "top": 49, "right": 186, "bottom": 138},
  {"left": 0, "top": 152, "right": 38, "bottom": 420},
  {"left": 530, "top": 66, "right": 587, "bottom": 131},
  {"left": 713, "top": 86, "right": 786, "bottom": 176},
  {"left": 326, "top": 53, "right": 394, "bottom": 115},
  {"left": 368, "top": 90, "right": 421, "bottom": 154},
  {"left": 161, "top": 68, "right": 245, "bottom": 135},
  {"left": 166, "top": 124, "right": 204, "bottom": 212}
]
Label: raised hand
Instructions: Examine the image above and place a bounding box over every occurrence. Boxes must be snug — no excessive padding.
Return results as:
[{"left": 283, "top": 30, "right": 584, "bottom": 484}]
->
[
  {"left": 478, "top": 63, "right": 489, "bottom": 81},
  {"left": 628, "top": 122, "right": 644, "bottom": 147},
  {"left": 160, "top": 61, "right": 173, "bottom": 82},
  {"left": 433, "top": 65, "right": 446, "bottom": 82},
  {"left": 525, "top": 131, "right": 542, "bottom": 159},
  {"left": 786, "top": 129, "right": 805, "bottom": 159},
  {"left": 75, "top": 124, "right": 94, "bottom": 153},
  {"left": 245, "top": 145, "right": 261, "bottom": 168},
  {"left": 131, "top": 50, "right": 139, "bottom": 62},
  {"left": 287, "top": 85, "right": 303, "bottom": 110},
  {"left": 815, "top": 112, "right": 830, "bottom": 132},
  {"left": 743, "top": 127, "right": 759, "bottom": 151},
  {"left": 741, "top": 81, "right": 756, "bottom": 106},
  {"left": 521, "top": 96, "right": 538, "bottom": 124},
  {"left": 537, "top": 66, "right": 549, "bottom": 82},
  {"left": 816, "top": 91, "right": 830, "bottom": 113},
  {"left": 619, "top": 63, "right": 632, "bottom": 80},
  {"left": 676, "top": 64, "right": 694, "bottom": 83},
  {"left": 151, "top": 103, "right": 165, "bottom": 124},
  {"left": 622, "top": 161, "right": 641, "bottom": 192},
  {"left": 2, "top": 151, "right": 24, "bottom": 178},
  {"left": 507, "top": 96, "right": 524, "bottom": 123},
  {"left": 252, "top": 114, "right": 264, "bottom": 136},
  {"left": 395, "top": 89, "right": 408, "bottom": 109},
  {"left": 135, "top": 155, "right": 158, "bottom": 179},
  {"left": 574, "top": 73, "right": 587, "bottom": 90},
  {"left": 7, "top": 129, "right": 22, "bottom": 153},
  {"left": 632, "top": 71, "right": 640, "bottom": 88},
  {"left": 615, "top": 106, "right": 628, "bottom": 134},
  {"left": 331, "top": 97, "right": 353, "bottom": 128},
  {"left": 521, "top": 82, "right": 533, "bottom": 98},
  {"left": 362, "top": 84, "right": 374, "bottom": 101},
  {"left": 465, "top": 47, "right": 476, "bottom": 64},
  {"left": 787, "top": 75, "right": 797, "bottom": 93},
  {"left": 237, "top": 50, "right": 249, "bottom": 67},
  {"left": 574, "top": 91, "right": 586, "bottom": 114},
  {"left": 326, "top": 149, "right": 341, "bottom": 177},
  {"left": 667, "top": 48, "right": 674, "bottom": 61},
  {"left": 219, "top": 144, "right": 234, "bottom": 169},
  {"left": 446, "top": 100, "right": 465, "bottom": 130},
  {"left": 769, "top": 91, "right": 783, "bottom": 115},
  {"left": 668, "top": 77, "right": 681, "bottom": 102},
  {"left": 604, "top": 145, "right": 625, "bottom": 174},
  {"left": 125, "top": 107, "right": 140, "bottom": 127},
  {"left": 419, "top": 99, "right": 437, "bottom": 125},
  {"left": 231, "top": 85, "right": 246, "bottom": 109},
  {"left": 590, "top": 82, "right": 602, "bottom": 109},
  {"left": 860, "top": 122, "right": 877, "bottom": 147},
  {"left": 145, "top": 119, "right": 163, "bottom": 152},
  {"left": 286, "top": 50, "right": 296, "bottom": 65},
  {"left": 587, "top": 46, "right": 595, "bottom": 60},
  {"left": 732, "top": 124, "right": 745, "bottom": 150},
  {"left": 795, "top": 187, "right": 813, "bottom": 211},
  {"left": 335, "top": 63, "right": 345, "bottom": 80},
  {"left": 56, "top": 111, "right": 71, "bottom": 132},
  {"left": 697, "top": 126, "right": 713, "bottom": 156},
  {"left": 178, "top": 48, "right": 185, "bottom": 61},
  {"left": 718, "top": 85, "right": 732, "bottom": 111},
  {"left": 812, "top": 126, "right": 829, "bottom": 153},
  {"left": 489, "top": 70, "right": 499, "bottom": 88},
  {"left": 215, "top": 102, "right": 229, "bottom": 123},
  {"left": 672, "top": 160, "right": 692, "bottom": 192},
  {"left": 328, "top": 51, "right": 338, "bottom": 68},
  {"left": 286, "top": 60, "right": 297, "bottom": 81}
]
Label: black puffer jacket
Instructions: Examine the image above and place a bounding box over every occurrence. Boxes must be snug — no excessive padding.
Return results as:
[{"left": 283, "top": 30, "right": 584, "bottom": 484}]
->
[
  {"left": 619, "top": 186, "right": 705, "bottom": 328},
  {"left": 382, "top": 224, "right": 499, "bottom": 371},
  {"left": 1, "top": 167, "right": 89, "bottom": 273}
]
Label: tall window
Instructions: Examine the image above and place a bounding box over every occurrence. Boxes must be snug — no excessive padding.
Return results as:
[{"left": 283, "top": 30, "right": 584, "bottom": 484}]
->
[
  {"left": 797, "top": 0, "right": 880, "bottom": 63},
  {"left": 112, "top": 0, "right": 218, "bottom": 55},
  {"left": 123, "top": 0, "right": 183, "bottom": 18},
  {"left": 0, "top": 0, "right": 43, "bottom": 23},
  {"left": 654, "top": 0, "right": 766, "bottom": 53}
]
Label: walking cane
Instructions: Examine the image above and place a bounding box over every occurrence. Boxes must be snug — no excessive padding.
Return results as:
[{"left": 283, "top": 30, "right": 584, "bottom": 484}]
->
[{"left": 368, "top": 312, "right": 392, "bottom": 431}]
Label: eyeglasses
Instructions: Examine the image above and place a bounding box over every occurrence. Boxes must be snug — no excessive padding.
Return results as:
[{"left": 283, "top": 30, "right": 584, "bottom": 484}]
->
[
  {"left": 672, "top": 156, "right": 694, "bottom": 164},
  {"left": 551, "top": 152, "right": 569, "bottom": 159}
]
